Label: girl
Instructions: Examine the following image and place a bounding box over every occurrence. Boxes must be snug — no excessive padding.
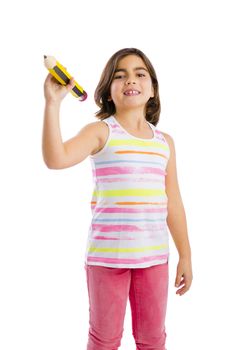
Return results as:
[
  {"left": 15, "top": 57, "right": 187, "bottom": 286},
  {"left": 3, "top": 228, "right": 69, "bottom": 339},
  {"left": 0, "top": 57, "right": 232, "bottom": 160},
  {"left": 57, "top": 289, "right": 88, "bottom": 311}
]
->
[{"left": 43, "top": 48, "right": 193, "bottom": 350}]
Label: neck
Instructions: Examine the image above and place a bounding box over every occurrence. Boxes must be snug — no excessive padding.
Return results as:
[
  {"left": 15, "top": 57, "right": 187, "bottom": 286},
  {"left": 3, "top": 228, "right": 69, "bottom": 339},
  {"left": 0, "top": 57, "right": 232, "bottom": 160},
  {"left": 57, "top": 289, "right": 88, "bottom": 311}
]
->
[{"left": 114, "top": 107, "right": 147, "bottom": 128}]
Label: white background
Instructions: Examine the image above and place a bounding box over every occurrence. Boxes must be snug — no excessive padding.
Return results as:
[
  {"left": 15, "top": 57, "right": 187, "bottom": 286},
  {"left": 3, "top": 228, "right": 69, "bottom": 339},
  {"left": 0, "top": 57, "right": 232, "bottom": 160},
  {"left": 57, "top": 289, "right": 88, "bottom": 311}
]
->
[{"left": 1, "top": 0, "right": 233, "bottom": 349}]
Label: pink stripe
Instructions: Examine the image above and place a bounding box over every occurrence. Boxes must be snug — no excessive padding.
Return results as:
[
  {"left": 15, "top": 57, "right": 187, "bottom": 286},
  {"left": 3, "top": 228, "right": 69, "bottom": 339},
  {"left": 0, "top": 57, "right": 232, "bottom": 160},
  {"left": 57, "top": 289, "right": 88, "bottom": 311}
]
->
[
  {"left": 92, "top": 224, "right": 141, "bottom": 232},
  {"left": 93, "top": 207, "right": 167, "bottom": 214},
  {"left": 93, "top": 235, "right": 166, "bottom": 240},
  {"left": 93, "top": 236, "right": 135, "bottom": 240},
  {"left": 87, "top": 254, "right": 168, "bottom": 265},
  {"left": 109, "top": 123, "right": 120, "bottom": 128},
  {"left": 96, "top": 177, "right": 164, "bottom": 183},
  {"left": 92, "top": 223, "right": 166, "bottom": 232},
  {"left": 94, "top": 166, "right": 166, "bottom": 177}
]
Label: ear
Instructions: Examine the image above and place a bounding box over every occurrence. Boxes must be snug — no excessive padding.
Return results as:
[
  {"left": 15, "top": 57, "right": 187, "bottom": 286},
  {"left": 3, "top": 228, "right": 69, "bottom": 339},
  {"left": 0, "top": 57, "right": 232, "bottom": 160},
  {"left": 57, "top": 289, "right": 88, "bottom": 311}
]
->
[{"left": 107, "top": 96, "right": 112, "bottom": 101}]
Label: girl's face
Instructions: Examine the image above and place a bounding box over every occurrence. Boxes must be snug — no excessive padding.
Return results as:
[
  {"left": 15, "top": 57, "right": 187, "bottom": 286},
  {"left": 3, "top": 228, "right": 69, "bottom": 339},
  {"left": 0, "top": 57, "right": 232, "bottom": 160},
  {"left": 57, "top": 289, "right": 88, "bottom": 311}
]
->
[{"left": 109, "top": 54, "right": 154, "bottom": 113}]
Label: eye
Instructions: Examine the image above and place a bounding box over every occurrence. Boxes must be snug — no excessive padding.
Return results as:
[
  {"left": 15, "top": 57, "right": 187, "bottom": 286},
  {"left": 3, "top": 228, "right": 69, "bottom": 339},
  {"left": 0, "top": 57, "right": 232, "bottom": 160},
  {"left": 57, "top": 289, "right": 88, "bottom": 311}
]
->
[
  {"left": 113, "top": 75, "right": 125, "bottom": 79},
  {"left": 137, "top": 73, "right": 146, "bottom": 77}
]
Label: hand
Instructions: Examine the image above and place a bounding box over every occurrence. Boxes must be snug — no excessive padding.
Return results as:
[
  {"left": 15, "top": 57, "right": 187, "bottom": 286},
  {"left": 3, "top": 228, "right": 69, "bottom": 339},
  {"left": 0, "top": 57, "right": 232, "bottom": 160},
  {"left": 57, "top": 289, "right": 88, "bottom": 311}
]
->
[
  {"left": 44, "top": 72, "right": 76, "bottom": 104},
  {"left": 175, "top": 257, "right": 193, "bottom": 296}
]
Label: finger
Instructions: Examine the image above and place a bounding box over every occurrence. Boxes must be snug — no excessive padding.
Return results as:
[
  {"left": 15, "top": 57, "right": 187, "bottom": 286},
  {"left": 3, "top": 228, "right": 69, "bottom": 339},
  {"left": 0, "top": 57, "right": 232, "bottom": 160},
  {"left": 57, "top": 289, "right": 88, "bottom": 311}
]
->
[
  {"left": 176, "top": 277, "right": 192, "bottom": 295},
  {"left": 176, "top": 277, "right": 185, "bottom": 287},
  {"left": 44, "top": 73, "right": 59, "bottom": 86},
  {"left": 176, "top": 285, "right": 189, "bottom": 296},
  {"left": 175, "top": 274, "right": 183, "bottom": 287},
  {"left": 44, "top": 72, "right": 53, "bottom": 83},
  {"left": 67, "top": 77, "right": 76, "bottom": 90}
]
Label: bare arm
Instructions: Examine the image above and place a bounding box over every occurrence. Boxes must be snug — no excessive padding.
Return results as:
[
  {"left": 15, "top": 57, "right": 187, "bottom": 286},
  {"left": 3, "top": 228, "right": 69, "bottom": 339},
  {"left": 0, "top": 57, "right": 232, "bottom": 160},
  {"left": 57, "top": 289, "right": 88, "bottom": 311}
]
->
[
  {"left": 163, "top": 132, "right": 193, "bottom": 295},
  {"left": 163, "top": 132, "right": 191, "bottom": 258},
  {"left": 42, "top": 73, "right": 100, "bottom": 169}
]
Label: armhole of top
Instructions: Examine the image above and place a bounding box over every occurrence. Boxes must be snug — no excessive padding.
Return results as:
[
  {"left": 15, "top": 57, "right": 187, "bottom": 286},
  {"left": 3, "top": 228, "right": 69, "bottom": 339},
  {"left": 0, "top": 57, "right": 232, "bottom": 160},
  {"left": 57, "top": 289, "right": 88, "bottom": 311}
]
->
[
  {"left": 89, "top": 120, "right": 112, "bottom": 158},
  {"left": 156, "top": 130, "right": 171, "bottom": 160}
]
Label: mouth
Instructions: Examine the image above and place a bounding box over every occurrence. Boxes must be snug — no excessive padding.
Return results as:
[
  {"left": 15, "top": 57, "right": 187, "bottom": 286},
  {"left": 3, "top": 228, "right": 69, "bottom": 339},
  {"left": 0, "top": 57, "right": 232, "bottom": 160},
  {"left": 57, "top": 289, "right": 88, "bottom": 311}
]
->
[{"left": 123, "top": 89, "right": 141, "bottom": 96}]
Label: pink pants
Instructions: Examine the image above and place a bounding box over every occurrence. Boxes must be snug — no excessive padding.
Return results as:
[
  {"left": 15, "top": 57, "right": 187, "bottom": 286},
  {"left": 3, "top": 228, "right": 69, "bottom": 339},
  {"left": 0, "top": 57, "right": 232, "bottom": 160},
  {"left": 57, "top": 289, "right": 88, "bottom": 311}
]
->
[{"left": 85, "top": 262, "right": 169, "bottom": 350}]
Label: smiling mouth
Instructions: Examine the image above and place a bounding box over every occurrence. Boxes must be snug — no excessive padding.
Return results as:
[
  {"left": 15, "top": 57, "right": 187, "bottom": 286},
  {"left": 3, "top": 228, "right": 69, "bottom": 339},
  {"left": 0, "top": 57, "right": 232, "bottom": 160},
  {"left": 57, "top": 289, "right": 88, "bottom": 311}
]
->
[{"left": 123, "top": 90, "right": 140, "bottom": 96}]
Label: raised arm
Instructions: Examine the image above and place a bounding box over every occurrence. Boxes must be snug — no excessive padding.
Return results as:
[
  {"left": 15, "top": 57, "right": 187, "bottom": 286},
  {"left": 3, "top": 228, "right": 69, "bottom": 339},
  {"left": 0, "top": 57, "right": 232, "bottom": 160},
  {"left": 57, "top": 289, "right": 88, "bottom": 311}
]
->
[{"left": 42, "top": 73, "right": 100, "bottom": 169}]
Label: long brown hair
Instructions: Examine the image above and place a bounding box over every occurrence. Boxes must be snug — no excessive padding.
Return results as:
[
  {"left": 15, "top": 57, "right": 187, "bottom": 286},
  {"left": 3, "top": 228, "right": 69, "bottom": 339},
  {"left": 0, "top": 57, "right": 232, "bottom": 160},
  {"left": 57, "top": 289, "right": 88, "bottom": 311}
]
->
[{"left": 94, "top": 48, "right": 161, "bottom": 126}]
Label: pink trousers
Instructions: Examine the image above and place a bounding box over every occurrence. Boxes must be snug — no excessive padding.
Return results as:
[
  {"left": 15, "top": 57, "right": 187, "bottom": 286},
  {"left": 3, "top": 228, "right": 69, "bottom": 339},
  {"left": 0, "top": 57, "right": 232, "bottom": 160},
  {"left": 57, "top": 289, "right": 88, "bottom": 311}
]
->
[{"left": 85, "top": 262, "right": 169, "bottom": 350}]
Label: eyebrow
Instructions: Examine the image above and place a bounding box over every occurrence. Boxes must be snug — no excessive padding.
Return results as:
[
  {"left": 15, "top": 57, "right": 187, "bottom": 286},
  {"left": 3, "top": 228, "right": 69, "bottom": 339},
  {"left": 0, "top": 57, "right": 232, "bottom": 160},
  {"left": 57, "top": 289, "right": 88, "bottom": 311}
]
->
[{"left": 114, "top": 67, "right": 149, "bottom": 73}]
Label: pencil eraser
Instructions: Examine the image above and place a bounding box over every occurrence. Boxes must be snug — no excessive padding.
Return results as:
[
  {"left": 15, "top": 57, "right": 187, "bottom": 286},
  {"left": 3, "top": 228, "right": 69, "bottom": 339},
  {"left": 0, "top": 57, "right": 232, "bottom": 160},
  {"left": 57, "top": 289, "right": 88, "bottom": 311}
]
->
[{"left": 80, "top": 91, "right": 88, "bottom": 101}]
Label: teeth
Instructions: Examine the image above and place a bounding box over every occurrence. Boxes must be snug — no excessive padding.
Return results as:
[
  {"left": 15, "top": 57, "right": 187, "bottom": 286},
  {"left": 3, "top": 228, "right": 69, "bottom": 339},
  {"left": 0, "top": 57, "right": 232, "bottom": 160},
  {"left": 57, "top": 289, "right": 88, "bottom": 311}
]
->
[{"left": 124, "top": 90, "right": 139, "bottom": 96}]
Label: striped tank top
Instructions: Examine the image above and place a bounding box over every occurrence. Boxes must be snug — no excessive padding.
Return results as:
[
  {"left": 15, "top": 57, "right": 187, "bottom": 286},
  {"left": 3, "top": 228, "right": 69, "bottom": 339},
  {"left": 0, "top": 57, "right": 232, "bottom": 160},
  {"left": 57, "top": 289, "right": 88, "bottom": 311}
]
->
[{"left": 85, "top": 115, "right": 171, "bottom": 268}]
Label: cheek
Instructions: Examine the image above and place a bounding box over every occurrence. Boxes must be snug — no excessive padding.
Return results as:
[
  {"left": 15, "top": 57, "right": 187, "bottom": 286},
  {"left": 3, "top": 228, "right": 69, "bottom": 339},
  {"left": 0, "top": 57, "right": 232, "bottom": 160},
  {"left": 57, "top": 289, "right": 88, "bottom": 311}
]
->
[
  {"left": 144, "top": 81, "right": 154, "bottom": 98},
  {"left": 110, "top": 82, "right": 120, "bottom": 98}
]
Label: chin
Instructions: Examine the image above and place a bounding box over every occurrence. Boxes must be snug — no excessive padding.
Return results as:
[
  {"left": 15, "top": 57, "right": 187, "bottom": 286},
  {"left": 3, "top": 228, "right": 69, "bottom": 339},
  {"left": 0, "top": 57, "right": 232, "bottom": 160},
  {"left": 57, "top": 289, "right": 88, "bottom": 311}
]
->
[{"left": 123, "top": 101, "right": 145, "bottom": 109}]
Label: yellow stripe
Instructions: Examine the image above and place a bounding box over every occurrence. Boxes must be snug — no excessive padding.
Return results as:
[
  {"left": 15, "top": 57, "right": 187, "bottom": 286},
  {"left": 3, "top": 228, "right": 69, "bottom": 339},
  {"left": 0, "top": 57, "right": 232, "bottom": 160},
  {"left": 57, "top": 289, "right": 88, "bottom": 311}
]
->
[
  {"left": 93, "top": 189, "right": 166, "bottom": 197},
  {"left": 89, "top": 244, "right": 168, "bottom": 253},
  {"left": 109, "top": 139, "right": 169, "bottom": 150}
]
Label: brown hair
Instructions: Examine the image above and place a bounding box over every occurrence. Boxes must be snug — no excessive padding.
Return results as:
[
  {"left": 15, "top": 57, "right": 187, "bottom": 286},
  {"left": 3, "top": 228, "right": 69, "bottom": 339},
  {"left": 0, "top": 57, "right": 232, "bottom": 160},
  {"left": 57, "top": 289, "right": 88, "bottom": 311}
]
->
[{"left": 94, "top": 48, "right": 161, "bottom": 126}]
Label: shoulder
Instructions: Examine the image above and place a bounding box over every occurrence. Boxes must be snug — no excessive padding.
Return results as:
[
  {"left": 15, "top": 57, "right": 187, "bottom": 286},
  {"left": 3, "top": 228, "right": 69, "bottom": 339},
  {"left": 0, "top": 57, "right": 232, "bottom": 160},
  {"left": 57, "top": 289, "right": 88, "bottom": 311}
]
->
[
  {"left": 91, "top": 120, "right": 110, "bottom": 140},
  {"left": 81, "top": 120, "right": 110, "bottom": 155},
  {"left": 158, "top": 131, "right": 175, "bottom": 154},
  {"left": 80, "top": 119, "right": 109, "bottom": 137},
  {"left": 159, "top": 131, "right": 174, "bottom": 145},
  {"left": 156, "top": 131, "right": 176, "bottom": 163},
  {"left": 159, "top": 132, "right": 178, "bottom": 175}
]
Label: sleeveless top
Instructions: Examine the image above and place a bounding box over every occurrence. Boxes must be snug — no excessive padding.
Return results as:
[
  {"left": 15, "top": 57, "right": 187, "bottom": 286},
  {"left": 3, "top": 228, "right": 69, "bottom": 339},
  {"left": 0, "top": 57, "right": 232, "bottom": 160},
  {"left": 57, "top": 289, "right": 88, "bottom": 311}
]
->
[{"left": 84, "top": 115, "right": 171, "bottom": 268}]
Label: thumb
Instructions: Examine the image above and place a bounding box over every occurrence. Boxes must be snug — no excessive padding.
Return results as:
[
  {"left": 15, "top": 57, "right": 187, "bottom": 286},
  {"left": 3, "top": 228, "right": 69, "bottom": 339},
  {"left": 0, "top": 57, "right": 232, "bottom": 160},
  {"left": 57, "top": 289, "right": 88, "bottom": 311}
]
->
[
  {"left": 175, "top": 273, "right": 183, "bottom": 287},
  {"left": 67, "top": 77, "right": 76, "bottom": 91},
  {"left": 60, "top": 77, "right": 75, "bottom": 100}
]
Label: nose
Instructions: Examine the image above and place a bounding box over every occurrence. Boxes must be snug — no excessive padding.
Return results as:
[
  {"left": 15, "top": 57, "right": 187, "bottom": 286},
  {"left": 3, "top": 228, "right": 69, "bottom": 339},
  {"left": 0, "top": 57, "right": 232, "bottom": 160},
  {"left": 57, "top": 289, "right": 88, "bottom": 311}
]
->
[{"left": 125, "top": 77, "right": 136, "bottom": 85}]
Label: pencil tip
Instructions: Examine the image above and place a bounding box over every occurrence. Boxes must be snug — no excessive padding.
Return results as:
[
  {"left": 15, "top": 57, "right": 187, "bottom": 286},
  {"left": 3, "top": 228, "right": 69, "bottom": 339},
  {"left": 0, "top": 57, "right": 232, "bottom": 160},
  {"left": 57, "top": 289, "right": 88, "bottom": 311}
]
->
[{"left": 44, "top": 55, "right": 47, "bottom": 59}]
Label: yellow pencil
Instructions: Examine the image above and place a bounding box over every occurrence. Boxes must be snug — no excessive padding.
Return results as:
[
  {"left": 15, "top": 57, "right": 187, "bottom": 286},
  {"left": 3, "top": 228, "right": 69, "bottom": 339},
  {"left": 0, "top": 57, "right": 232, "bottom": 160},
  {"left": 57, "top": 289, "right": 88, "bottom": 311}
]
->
[{"left": 44, "top": 55, "right": 87, "bottom": 101}]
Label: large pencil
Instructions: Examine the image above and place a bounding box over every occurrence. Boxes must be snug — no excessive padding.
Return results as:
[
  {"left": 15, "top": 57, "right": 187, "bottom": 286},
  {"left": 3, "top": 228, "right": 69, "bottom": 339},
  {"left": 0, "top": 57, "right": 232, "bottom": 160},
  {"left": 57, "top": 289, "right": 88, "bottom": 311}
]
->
[{"left": 44, "top": 55, "right": 87, "bottom": 101}]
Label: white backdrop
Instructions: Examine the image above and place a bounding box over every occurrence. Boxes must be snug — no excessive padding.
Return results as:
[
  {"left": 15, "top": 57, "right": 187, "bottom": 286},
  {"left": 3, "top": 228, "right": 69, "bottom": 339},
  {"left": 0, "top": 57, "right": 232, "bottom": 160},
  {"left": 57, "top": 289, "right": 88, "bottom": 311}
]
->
[{"left": 1, "top": 0, "right": 233, "bottom": 349}]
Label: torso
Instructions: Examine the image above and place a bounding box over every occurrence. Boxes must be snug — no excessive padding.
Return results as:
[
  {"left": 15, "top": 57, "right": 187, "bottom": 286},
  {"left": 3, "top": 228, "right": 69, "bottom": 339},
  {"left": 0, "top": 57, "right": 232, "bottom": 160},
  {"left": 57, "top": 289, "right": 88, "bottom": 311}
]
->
[{"left": 86, "top": 115, "right": 170, "bottom": 269}]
